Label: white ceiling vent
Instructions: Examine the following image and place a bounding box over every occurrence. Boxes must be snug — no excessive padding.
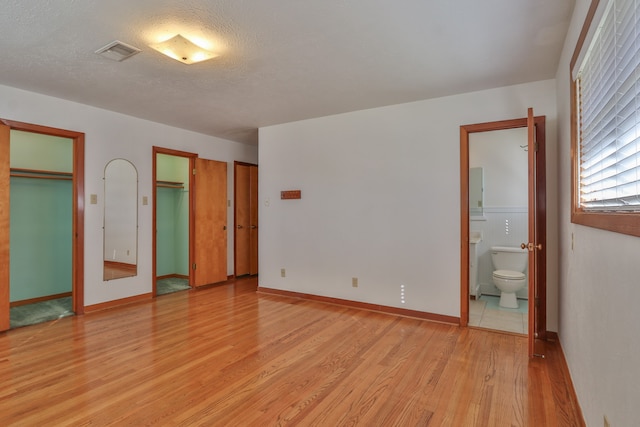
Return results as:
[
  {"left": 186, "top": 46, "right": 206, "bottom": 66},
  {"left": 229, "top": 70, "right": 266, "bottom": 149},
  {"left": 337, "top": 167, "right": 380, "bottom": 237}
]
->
[{"left": 95, "top": 40, "right": 141, "bottom": 62}]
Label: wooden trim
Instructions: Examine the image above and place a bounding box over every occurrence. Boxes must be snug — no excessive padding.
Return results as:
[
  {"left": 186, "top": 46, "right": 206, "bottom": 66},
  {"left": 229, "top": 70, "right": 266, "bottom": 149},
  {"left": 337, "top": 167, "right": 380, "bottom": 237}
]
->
[
  {"left": 84, "top": 292, "right": 152, "bottom": 313},
  {"left": 152, "top": 146, "right": 198, "bottom": 296},
  {"left": 257, "top": 287, "right": 459, "bottom": 325},
  {"left": 74, "top": 132, "right": 85, "bottom": 315},
  {"left": 0, "top": 119, "right": 85, "bottom": 322},
  {"left": 0, "top": 124, "right": 9, "bottom": 331},
  {"left": 459, "top": 125, "right": 470, "bottom": 327},
  {"left": 569, "top": 0, "right": 640, "bottom": 237},
  {"left": 569, "top": 0, "right": 601, "bottom": 72},
  {"left": 156, "top": 273, "right": 190, "bottom": 280},
  {"left": 10, "top": 292, "right": 73, "bottom": 307}
]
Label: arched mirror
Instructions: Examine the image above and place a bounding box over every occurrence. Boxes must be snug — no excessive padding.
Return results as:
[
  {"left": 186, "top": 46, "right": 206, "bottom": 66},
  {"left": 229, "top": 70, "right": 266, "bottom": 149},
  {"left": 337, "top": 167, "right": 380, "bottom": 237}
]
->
[{"left": 103, "top": 159, "right": 138, "bottom": 280}]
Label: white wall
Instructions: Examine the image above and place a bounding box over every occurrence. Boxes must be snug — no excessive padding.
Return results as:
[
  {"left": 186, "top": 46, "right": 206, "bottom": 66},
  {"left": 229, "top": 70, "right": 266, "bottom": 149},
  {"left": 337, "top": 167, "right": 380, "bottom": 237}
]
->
[
  {"left": 556, "top": 1, "right": 640, "bottom": 425},
  {"left": 259, "top": 79, "right": 558, "bottom": 326},
  {"left": 0, "top": 84, "right": 257, "bottom": 306}
]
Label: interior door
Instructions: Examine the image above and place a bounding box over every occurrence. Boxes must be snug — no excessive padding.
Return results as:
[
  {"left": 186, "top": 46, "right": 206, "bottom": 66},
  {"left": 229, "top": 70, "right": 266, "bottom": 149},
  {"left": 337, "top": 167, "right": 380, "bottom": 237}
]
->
[
  {"left": 249, "top": 165, "right": 258, "bottom": 275},
  {"left": 194, "top": 158, "right": 227, "bottom": 286},
  {"left": 0, "top": 124, "right": 10, "bottom": 331},
  {"left": 234, "top": 163, "right": 251, "bottom": 276},
  {"left": 526, "top": 107, "right": 547, "bottom": 358},
  {"left": 460, "top": 114, "right": 546, "bottom": 350}
]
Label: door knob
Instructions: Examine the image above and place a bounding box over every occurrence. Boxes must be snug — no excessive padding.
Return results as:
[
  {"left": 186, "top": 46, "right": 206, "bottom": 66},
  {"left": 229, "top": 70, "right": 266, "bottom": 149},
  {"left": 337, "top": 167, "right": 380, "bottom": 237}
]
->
[
  {"left": 250, "top": 225, "right": 257, "bottom": 229},
  {"left": 521, "top": 242, "right": 542, "bottom": 251},
  {"left": 237, "top": 225, "right": 243, "bottom": 229}
]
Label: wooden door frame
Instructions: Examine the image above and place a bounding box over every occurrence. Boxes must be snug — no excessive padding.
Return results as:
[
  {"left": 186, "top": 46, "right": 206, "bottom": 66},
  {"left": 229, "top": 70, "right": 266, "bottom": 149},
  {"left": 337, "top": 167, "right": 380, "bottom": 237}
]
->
[
  {"left": 233, "top": 161, "right": 258, "bottom": 277},
  {"left": 0, "top": 119, "right": 85, "bottom": 331},
  {"left": 459, "top": 116, "right": 547, "bottom": 339},
  {"left": 152, "top": 146, "right": 197, "bottom": 296}
]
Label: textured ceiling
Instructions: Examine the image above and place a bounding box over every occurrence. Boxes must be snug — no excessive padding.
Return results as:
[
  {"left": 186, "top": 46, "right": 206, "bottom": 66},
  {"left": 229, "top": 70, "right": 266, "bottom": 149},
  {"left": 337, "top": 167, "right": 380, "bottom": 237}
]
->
[{"left": 0, "top": 0, "right": 575, "bottom": 145}]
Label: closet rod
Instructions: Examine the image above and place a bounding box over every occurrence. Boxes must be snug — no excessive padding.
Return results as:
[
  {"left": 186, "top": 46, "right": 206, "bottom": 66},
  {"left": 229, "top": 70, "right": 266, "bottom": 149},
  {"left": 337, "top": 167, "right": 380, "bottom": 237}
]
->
[{"left": 10, "top": 167, "right": 73, "bottom": 181}]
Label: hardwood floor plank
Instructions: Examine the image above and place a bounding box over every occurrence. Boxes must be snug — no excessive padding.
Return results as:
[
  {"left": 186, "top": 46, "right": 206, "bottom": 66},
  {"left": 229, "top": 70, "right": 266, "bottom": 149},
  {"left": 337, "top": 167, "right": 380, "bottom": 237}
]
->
[{"left": 0, "top": 277, "right": 584, "bottom": 426}]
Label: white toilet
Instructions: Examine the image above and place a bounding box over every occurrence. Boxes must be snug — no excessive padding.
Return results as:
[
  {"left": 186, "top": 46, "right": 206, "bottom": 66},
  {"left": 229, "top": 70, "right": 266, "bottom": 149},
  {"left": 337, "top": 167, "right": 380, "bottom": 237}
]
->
[{"left": 490, "top": 246, "right": 528, "bottom": 309}]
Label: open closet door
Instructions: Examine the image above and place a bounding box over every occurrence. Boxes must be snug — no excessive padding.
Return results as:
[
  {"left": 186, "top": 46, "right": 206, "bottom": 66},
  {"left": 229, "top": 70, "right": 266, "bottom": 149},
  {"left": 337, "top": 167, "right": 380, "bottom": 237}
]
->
[
  {"left": 0, "top": 124, "right": 9, "bottom": 331},
  {"left": 526, "top": 107, "right": 546, "bottom": 358},
  {"left": 193, "top": 158, "right": 227, "bottom": 286}
]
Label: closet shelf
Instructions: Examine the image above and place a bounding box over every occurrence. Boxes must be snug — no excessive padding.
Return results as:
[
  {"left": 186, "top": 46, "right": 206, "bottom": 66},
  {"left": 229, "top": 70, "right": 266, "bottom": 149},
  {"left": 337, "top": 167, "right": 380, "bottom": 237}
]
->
[
  {"left": 156, "top": 180, "right": 185, "bottom": 189},
  {"left": 10, "top": 168, "right": 73, "bottom": 181}
]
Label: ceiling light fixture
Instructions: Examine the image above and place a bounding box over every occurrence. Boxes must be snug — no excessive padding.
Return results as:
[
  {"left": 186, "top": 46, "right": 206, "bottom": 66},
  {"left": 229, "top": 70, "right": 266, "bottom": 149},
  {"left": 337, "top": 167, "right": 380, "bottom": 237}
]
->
[{"left": 150, "top": 34, "right": 218, "bottom": 65}]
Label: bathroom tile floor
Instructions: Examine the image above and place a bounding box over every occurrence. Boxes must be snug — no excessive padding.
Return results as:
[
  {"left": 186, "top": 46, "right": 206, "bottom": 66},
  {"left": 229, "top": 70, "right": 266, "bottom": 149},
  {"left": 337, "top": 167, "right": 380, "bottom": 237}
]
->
[{"left": 469, "top": 295, "right": 528, "bottom": 334}]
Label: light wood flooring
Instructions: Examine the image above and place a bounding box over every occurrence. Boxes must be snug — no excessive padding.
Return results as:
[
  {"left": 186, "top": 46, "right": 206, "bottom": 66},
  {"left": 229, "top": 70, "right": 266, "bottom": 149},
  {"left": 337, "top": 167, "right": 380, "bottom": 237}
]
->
[{"left": 0, "top": 276, "right": 583, "bottom": 426}]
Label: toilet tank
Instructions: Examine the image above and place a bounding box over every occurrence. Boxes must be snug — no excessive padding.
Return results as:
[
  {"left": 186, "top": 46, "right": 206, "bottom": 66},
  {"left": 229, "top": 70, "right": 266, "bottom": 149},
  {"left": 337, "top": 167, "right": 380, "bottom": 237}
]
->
[{"left": 490, "top": 246, "right": 528, "bottom": 272}]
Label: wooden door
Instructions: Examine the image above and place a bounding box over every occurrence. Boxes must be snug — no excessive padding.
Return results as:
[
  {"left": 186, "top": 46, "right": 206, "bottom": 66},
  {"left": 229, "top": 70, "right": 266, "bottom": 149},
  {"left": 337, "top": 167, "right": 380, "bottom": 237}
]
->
[
  {"left": 249, "top": 165, "right": 258, "bottom": 275},
  {"left": 526, "top": 107, "right": 547, "bottom": 358},
  {"left": 0, "top": 124, "right": 9, "bottom": 331},
  {"left": 194, "top": 158, "right": 227, "bottom": 286},
  {"left": 234, "top": 162, "right": 258, "bottom": 277},
  {"left": 234, "top": 163, "right": 251, "bottom": 276}
]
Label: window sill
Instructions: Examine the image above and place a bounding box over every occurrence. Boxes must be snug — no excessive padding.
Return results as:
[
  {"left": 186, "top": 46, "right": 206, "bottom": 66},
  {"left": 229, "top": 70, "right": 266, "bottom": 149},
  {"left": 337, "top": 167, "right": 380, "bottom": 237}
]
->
[{"left": 572, "top": 210, "right": 640, "bottom": 237}]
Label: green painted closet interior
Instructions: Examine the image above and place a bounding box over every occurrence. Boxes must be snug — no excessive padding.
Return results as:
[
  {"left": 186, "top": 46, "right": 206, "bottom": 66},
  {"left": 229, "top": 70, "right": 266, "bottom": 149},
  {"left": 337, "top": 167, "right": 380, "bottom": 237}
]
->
[
  {"left": 10, "top": 130, "right": 73, "bottom": 302},
  {"left": 156, "top": 154, "right": 189, "bottom": 278}
]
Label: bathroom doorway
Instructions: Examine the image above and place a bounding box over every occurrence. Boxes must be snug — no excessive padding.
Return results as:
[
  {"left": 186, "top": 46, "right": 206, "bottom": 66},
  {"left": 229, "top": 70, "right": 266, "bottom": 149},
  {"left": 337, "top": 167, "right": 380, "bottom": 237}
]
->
[
  {"left": 0, "top": 119, "right": 85, "bottom": 332},
  {"left": 460, "top": 109, "right": 546, "bottom": 357}
]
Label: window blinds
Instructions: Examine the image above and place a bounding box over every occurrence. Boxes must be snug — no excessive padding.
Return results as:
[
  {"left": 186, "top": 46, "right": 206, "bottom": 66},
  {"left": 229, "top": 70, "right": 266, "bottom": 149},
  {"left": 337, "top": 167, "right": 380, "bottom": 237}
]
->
[{"left": 578, "top": 0, "right": 640, "bottom": 210}]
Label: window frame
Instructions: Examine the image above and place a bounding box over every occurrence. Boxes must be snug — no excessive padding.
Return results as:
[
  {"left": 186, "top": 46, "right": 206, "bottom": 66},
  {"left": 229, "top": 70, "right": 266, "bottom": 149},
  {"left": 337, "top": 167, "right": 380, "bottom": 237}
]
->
[{"left": 570, "top": 0, "right": 640, "bottom": 237}]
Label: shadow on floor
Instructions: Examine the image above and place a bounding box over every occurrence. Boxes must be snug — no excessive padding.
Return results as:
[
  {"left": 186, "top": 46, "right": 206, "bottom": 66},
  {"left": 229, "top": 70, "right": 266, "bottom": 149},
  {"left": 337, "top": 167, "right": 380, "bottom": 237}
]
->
[
  {"left": 10, "top": 297, "right": 74, "bottom": 329},
  {"left": 157, "top": 277, "right": 190, "bottom": 295}
]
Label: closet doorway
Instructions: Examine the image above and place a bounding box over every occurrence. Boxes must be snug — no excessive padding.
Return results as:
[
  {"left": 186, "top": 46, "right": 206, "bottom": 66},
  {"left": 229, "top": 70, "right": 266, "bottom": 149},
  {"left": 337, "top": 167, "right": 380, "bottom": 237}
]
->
[
  {"left": 152, "top": 147, "right": 228, "bottom": 295},
  {"left": 0, "top": 119, "right": 85, "bottom": 332},
  {"left": 154, "top": 149, "right": 194, "bottom": 295},
  {"left": 234, "top": 162, "right": 258, "bottom": 277}
]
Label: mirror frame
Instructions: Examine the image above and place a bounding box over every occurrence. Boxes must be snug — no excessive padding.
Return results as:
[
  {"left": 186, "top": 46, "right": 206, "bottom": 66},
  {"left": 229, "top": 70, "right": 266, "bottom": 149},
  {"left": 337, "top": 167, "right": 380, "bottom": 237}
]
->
[{"left": 103, "top": 158, "right": 138, "bottom": 281}]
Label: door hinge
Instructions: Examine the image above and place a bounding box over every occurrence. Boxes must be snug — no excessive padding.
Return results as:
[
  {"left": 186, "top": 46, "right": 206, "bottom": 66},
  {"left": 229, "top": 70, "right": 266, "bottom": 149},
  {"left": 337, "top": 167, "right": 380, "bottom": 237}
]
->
[
  {"left": 192, "top": 263, "right": 196, "bottom": 270},
  {"left": 193, "top": 168, "right": 196, "bottom": 175},
  {"left": 535, "top": 297, "right": 540, "bottom": 307}
]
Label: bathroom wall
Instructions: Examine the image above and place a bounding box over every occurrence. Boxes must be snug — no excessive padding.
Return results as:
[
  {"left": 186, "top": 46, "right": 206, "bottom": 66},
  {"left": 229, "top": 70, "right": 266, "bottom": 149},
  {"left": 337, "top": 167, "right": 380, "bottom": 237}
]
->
[{"left": 469, "top": 127, "right": 529, "bottom": 298}]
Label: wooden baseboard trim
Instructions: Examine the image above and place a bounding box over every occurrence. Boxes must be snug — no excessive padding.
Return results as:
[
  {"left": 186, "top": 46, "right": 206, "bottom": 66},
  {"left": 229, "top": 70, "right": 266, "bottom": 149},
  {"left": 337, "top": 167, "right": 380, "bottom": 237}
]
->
[
  {"left": 10, "top": 292, "right": 73, "bottom": 308},
  {"left": 156, "top": 274, "right": 189, "bottom": 280},
  {"left": 257, "top": 287, "right": 459, "bottom": 325},
  {"left": 551, "top": 332, "right": 586, "bottom": 423},
  {"left": 85, "top": 292, "right": 152, "bottom": 313}
]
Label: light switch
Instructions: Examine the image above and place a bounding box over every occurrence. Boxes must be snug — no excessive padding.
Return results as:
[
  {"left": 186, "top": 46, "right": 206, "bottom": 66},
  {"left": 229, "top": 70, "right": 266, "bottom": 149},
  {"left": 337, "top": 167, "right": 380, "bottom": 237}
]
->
[
  {"left": 90, "top": 194, "right": 98, "bottom": 204},
  {"left": 142, "top": 196, "right": 148, "bottom": 205}
]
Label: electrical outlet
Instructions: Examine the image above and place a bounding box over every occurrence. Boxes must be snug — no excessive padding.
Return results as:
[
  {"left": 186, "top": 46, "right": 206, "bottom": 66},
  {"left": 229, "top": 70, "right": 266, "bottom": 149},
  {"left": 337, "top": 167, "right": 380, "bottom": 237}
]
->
[
  {"left": 604, "top": 415, "right": 610, "bottom": 427},
  {"left": 352, "top": 277, "right": 358, "bottom": 287},
  {"left": 281, "top": 268, "right": 286, "bottom": 278}
]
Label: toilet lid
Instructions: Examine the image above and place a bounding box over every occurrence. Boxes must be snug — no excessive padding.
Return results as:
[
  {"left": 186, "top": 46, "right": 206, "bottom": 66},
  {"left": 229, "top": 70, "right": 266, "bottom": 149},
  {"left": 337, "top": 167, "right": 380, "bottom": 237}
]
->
[{"left": 493, "top": 269, "right": 525, "bottom": 280}]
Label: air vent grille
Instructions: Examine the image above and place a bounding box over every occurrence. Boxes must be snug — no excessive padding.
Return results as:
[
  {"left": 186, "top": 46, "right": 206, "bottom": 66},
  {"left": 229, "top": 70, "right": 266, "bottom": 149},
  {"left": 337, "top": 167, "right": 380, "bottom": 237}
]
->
[{"left": 95, "top": 40, "right": 141, "bottom": 62}]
